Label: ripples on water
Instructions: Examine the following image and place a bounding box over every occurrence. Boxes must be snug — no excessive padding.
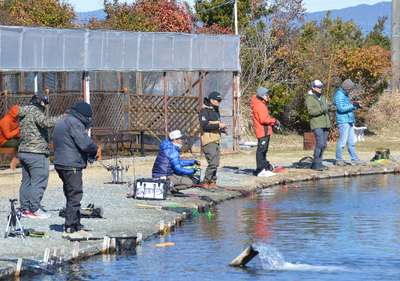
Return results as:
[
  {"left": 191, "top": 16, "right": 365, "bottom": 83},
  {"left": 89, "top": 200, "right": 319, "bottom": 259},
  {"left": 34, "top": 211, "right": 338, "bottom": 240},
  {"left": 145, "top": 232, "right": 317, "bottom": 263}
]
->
[{"left": 23, "top": 174, "right": 400, "bottom": 280}]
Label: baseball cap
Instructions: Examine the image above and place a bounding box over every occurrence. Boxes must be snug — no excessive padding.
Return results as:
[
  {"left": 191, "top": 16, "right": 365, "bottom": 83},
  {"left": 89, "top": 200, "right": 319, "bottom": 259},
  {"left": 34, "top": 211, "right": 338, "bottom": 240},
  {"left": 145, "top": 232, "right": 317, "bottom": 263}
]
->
[
  {"left": 311, "top": 80, "right": 324, "bottom": 88},
  {"left": 208, "top": 91, "right": 224, "bottom": 101},
  {"left": 32, "top": 91, "right": 50, "bottom": 105},
  {"left": 169, "top": 130, "right": 182, "bottom": 140}
]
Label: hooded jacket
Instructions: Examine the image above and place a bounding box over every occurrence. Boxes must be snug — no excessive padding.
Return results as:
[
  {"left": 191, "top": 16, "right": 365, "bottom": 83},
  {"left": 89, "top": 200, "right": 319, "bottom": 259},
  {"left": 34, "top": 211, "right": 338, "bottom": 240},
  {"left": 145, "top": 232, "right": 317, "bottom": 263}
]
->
[
  {"left": 0, "top": 105, "right": 20, "bottom": 146},
  {"left": 333, "top": 87, "right": 358, "bottom": 124},
  {"left": 199, "top": 98, "right": 222, "bottom": 146},
  {"left": 250, "top": 95, "right": 275, "bottom": 138},
  {"left": 152, "top": 138, "right": 195, "bottom": 178},
  {"left": 305, "top": 90, "right": 330, "bottom": 130},
  {"left": 18, "top": 104, "right": 63, "bottom": 156},
  {"left": 53, "top": 109, "right": 98, "bottom": 170}
]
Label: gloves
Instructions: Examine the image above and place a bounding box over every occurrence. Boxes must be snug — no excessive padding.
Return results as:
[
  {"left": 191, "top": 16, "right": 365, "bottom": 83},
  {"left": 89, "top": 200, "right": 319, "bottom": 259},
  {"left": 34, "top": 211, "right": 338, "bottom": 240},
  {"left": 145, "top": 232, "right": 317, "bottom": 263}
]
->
[
  {"left": 322, "top": 102, "right": 332, "bottom": 111},
  {"left": 352, "top": 101, "right": 361, "bottom": 108},
  {"left": 194, "top": 160, "right": 201, "bottom": 166},
  {"left": 87, "top": 156, "right": 96, "bottom": 165},
  {"left": 193, "top": 167, "right": 201, "bottom": 176},
  {"left": 275, "top": 119, "right": 281, "bottom": 126}
]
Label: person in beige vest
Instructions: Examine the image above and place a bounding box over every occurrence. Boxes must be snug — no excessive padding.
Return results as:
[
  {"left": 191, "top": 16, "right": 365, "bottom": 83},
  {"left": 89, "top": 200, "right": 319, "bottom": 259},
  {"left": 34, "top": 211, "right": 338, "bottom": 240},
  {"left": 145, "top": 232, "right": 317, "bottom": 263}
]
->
[{"left": 199, "top": 92, "right": 228, "bottom": 190}]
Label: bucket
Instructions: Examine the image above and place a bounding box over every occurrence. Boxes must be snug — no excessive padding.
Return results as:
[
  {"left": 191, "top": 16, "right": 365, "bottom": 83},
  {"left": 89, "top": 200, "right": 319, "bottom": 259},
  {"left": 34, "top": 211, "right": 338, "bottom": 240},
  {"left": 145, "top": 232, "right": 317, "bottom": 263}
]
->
[{"left": 303, "top": 132, "right": 316, "bottom": 150}]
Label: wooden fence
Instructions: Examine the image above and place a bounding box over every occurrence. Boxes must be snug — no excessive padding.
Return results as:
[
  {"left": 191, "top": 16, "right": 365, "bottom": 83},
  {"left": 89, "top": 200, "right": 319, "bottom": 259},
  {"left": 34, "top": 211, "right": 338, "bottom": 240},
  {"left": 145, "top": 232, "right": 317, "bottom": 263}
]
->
[
  {"left": 129, "top": 94, "right": 200, "bottom": 137},
  {"left": 0, "top": 93, "right": 123, "bottom": 132}
]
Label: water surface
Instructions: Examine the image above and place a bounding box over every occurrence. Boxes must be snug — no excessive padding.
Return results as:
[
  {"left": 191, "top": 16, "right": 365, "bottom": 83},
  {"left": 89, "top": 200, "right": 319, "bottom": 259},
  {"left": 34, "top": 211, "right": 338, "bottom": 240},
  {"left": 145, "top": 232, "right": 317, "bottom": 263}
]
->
[{"left": 25, "top": 174, "right": 400, "bottom": 280}]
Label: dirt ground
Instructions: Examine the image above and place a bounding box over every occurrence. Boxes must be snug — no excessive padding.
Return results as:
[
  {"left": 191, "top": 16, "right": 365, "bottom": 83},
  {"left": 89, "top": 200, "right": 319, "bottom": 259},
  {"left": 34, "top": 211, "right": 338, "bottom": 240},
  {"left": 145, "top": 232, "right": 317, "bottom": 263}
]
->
[{"left": 1, "top": 129, "right": 399, "bottom": 197}]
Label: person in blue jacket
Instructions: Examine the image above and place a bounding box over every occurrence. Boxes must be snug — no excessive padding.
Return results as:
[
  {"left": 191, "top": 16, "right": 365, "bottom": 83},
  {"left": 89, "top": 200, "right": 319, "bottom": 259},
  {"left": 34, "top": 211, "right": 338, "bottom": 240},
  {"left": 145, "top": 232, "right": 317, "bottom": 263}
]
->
[
  {"left": 333, "top": 79, "right": 366, "bottom": 166},
  {"left": 152, "top": 130, "right": 201, "bottom": 193}
]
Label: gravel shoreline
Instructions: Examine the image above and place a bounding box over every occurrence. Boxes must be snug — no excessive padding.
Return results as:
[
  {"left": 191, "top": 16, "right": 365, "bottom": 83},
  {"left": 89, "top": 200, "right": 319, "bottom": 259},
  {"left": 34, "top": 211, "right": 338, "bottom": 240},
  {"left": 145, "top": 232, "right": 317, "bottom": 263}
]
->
[{"left": 1, "top": 153, "right": 399, "bottom": 277}]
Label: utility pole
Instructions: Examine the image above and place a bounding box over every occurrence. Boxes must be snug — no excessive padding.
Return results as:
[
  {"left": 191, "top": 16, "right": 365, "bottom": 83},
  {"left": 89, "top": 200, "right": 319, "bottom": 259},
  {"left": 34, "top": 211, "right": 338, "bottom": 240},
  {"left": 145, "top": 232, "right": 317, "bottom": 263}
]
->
[
  {"left": 234, "top": 0, "right": 238, "bottom": 35},
  {"left": 391, "top": 0, "right": 400, "bottom": 89}
]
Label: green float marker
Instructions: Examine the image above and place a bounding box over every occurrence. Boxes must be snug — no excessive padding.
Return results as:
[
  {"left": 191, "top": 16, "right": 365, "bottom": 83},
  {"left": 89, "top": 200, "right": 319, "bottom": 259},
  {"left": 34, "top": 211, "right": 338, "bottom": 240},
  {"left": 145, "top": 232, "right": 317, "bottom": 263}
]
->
[{"left": 205, "top": 211, "right": 214, "bottom": 218}]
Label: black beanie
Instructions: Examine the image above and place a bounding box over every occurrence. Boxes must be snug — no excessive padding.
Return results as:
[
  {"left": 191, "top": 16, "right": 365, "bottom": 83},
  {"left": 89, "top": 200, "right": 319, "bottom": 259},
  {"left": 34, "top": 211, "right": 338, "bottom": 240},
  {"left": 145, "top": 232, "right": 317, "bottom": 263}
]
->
[{"left": 72, "top": 102, "right": 93, "bottom": 117}]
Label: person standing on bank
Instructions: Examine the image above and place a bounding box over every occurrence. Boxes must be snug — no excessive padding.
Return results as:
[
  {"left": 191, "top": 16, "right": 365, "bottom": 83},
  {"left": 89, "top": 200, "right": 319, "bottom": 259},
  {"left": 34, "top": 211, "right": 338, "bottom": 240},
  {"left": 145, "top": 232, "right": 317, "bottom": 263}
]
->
[
  {"left": 199, "top": 91, "right": 228, "bottom": 190},
  {"left": 333, "top": 79, "right": 365, "bottom": 166},
  {"left": 152, "top": 130, "right": 201, "bottom": 193},
  {"left": 250, "top": 87, "right": 279, "bottom": 177},
  {"left": 18, "top": 91, "right": 63, "bottom": 219},
  {"left": 53, "top": 102, "right": 98, "bottom": 239},
  {"left": 305, "top": 80, "right": 335, "bottom": 171}
]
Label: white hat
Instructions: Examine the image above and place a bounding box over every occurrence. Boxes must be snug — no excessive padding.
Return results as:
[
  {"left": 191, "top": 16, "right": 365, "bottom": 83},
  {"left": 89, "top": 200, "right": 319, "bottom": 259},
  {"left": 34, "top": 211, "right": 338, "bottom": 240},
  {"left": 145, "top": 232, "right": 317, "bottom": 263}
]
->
[
  {"left": 311, "top": 80, "right": 324, "bottom": 87},
  {"left": 169, "top": 130, "right": 182, "bottom": 140}
]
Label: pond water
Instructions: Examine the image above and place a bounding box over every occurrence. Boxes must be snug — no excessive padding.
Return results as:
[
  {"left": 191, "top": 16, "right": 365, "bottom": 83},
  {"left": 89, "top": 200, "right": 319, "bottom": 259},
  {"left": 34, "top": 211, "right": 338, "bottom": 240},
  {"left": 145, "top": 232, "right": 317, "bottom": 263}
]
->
[{"left": 24, "top": 174, "right": 400, "bottom": 280}]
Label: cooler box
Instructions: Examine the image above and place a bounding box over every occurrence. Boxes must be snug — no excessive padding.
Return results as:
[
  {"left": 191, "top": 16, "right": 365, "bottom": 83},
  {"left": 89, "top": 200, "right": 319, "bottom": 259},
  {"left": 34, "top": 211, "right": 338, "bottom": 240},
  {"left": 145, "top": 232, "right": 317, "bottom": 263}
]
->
[{"left": 133, "top": 178, "right": 168, "bottom": 200}]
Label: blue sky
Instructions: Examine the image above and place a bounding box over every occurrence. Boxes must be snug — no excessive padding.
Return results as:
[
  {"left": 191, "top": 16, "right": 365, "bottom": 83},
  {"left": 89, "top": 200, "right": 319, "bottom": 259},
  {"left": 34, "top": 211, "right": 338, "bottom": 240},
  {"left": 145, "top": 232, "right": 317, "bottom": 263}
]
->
[{"left": 69, "top": 0, "right": 388, "bottom": 13}]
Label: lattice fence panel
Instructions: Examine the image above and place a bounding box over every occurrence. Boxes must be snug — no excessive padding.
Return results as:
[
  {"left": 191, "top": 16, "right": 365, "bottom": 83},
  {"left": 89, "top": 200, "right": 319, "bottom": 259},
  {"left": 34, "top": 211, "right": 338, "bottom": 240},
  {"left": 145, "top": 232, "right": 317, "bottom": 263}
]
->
[
  {"left": 167, "top": 96, "right": 200, "bottom": 137},
  {"left": 48, "top": 94, "right": 83, "bottom": 116},
  {"left": 129, "top": 94, "right": 200, "bottom": 137},
  {"left": 1, "top": 93, "right": 123, "bottom": 133},
  {"left": 129, "top": 95, "right": 165, "bottom": 135},
  {"left": 90, "top": 92, "right": 123, "bottom": 131}
]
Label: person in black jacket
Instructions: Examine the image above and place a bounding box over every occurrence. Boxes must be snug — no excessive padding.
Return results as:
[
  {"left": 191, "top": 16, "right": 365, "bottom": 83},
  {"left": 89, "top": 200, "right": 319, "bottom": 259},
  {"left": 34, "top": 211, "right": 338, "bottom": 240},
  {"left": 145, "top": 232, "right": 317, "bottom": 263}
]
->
[
  {"left": 199, "top": 91, "right": 229, "bottom": 190},
  {"left": 53, "top": 102, "right": 98, "bottom": 239}
]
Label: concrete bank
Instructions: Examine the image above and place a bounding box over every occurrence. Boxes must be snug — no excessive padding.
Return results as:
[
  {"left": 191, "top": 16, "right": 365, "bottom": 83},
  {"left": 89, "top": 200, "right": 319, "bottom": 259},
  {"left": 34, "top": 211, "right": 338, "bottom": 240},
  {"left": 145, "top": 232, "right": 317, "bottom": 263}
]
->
[{"left": 0, "top": 155, "right": 399, "bottom": 278}]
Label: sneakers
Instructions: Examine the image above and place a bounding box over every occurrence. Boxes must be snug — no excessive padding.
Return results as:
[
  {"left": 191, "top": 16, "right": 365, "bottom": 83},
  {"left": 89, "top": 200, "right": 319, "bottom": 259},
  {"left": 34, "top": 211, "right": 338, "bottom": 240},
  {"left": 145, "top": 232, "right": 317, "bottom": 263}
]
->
[
  {"left": 33, "top": 208, "right": 52, "bottom": 219},
  {"left": 21, "top": 210, "right": 49, "bottom": 219},
  {"left": 77, "top": 229, "right": 93, "bottom": 238},
  {"left": 62, "top": 231, "right": 84, "bottom": 239},
  {"left": 20, "top": 210, "right": 29, "bottom": 218},
  {"left": 257, "top": 169, "right": 276, "bottom": 177},
  {"left": 351, "top": 159, "right": 366, "bottom": 166},
  {"left": 335, "top": 160, "right": 347, "bottom": 167}
]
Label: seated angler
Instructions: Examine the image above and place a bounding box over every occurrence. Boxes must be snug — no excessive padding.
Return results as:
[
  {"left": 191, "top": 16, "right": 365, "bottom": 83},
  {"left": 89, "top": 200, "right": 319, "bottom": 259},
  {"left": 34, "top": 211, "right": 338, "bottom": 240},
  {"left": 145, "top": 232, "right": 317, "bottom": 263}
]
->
[
  {"left": 152, "top": 130, "right": 201, "bottom": 193},
  {"left": 0, "top": 105, "right": 21, "bottom": 148}
]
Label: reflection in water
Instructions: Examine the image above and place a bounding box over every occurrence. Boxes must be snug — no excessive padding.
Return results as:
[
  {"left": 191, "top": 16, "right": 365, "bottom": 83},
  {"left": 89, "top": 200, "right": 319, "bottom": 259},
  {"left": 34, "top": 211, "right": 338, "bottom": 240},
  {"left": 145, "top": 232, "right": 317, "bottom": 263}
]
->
[{"left": 253, "top": 193, "right": 276, "bottom": 242}]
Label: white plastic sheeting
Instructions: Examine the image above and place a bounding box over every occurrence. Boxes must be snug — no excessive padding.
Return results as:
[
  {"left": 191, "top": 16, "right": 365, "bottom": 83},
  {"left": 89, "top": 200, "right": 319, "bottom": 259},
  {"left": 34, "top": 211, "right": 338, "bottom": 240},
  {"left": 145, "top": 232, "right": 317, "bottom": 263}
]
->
[{"left": 0, "top": 25, "right": 241, "bottom": 72}]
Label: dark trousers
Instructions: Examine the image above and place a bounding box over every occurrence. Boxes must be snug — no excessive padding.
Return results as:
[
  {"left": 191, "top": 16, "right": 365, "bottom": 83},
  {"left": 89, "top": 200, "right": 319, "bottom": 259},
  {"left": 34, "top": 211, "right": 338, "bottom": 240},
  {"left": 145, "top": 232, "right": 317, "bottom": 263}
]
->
[
  {"left": 313, "top": 128, "right": 329, "bottom": 164},
  {"left": 56, "top": 169, "right": 83, "bottom": 232},
  {"left": 19, "top": 152, "right": 49, "bottom": 213},
  {"left": 256, "top": 135, "right": 271, "bottom": 173},
  {"left": 203, "top": 142, "right": 220, "bottom": 183}
]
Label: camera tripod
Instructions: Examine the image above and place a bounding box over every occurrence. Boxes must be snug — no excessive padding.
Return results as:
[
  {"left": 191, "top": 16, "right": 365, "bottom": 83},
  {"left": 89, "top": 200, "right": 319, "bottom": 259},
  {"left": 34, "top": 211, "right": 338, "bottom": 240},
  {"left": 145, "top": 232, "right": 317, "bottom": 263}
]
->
[{"left": 4, "top": 199, "right": 25, "bottom": 238}]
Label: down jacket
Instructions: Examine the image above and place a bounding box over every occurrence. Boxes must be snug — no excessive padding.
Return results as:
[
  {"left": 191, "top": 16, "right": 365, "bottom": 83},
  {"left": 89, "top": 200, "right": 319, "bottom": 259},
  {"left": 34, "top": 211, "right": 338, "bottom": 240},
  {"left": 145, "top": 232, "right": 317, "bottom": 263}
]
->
[
  {"left": 250, "top": 95, "right": 276, "bottom": 138},
  {"left": 0, "top": 105, "right": 20, "bottom": 146},
  {"left": 18, "top": 104, "right": 62, "bottom": 156},
  {"left": 152, "top": 138, "right": 195, "bottom": 178},
  {"left": 53, "top": 109, "right": 98, "bottom": 170},
  {"left": 333, "top": 87, "right": 358, "bottom": 124}
]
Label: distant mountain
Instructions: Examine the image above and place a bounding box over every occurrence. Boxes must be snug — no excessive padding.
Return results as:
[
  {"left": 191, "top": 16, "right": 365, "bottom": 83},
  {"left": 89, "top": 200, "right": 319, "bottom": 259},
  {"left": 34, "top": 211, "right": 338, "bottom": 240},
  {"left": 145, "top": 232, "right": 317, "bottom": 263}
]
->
[
  {"left": 77, "top": 2, "right": 392, "bottom": 37},
  {"left": 306, "top": 1, "right": 391, "bottom": 37},
  {"left": 76, "top": 9, "right": 106, "bottom": 24}
]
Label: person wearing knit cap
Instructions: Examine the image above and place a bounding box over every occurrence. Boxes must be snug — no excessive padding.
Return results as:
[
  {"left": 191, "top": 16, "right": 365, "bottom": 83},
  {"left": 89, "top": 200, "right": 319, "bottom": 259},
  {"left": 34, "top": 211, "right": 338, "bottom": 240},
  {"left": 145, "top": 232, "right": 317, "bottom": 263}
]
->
[
  {"left": 18, "top": 91, "right": 63, "bottom": 219},
  {"left": 53, "top": 101, "right": 98, "bottom": 239},
  {"left": 250, "top": 87, "right": 279, "bottom": 177},
  {"left": 333, "top": 79, "right": 366, "bottom": 166},
  {"left": 305, "top": 80, "right": 336, "bottom": 171}
]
